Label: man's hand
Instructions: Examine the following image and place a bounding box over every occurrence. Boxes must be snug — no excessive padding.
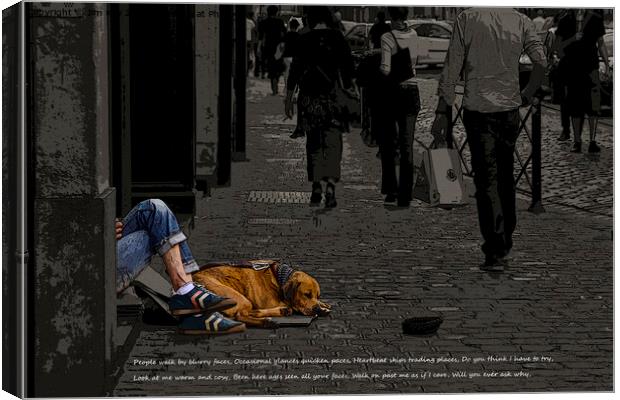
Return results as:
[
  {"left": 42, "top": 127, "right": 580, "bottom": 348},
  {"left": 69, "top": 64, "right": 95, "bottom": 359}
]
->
[
  {"left": 430, "top": 113, "right": 449, "bottom": 148},
  {"left": 115, "top": 219, "right": 123, "bottom": 240},
  {"left": 601, "top": 64, "right": 611, "bottom": 82}
]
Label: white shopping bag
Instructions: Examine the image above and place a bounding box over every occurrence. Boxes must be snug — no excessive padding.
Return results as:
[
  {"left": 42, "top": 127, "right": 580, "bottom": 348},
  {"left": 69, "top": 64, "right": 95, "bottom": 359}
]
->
[{"left": 413, "top": 147, "right": 468, "bottom": 207}]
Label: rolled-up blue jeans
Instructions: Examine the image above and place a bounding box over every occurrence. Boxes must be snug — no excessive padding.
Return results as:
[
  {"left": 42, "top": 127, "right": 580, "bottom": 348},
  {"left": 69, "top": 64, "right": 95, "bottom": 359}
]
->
[{"left": 116, "top": 199, "right": 199, "bottom": 292}]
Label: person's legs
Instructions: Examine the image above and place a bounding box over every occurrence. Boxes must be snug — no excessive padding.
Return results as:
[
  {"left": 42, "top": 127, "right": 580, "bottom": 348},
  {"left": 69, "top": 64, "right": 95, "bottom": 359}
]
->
[
  {"left": 116, "top": 231, "right": 152, "bottom": 293},
  {"left": 493, "top": 110, "right": 520, "bottom": 257},
  {"left": 567, "top": 74, "right": 590, "bottom": 153},
  {"left": 321, "top": 126, "right": 343, "bottom": 208},
  {"left": 378, "top": 111, "right": 398, "bottom": 200},
  {"left": 396, "top": 113, "right": 416, "bottom": 206},
  {"left": 587, "top": 69, "right": 602, "bottom": 153},
  {"left": 122, "top": 198, "right": 199, "bottom": 287},
  {"left": 120, "top": 199, "right": 237, "bottom": 317},
  {"left": 570, "top": 116, "right": 585, "bottom": 152},
  {"left": 396, "top": 84, "right": 420, "bottom": 206},
  {"left": 587, "top": 116, "right": 601, "bottom": 152},
  {"left": 253, "top": 43, "right": 261, "bottom": 77},
  {"left": 463, "top": 110, "right": 505, "bottom": 264},
  {"left": 558, "top": 82, "right": 571, "bottom": 140}
]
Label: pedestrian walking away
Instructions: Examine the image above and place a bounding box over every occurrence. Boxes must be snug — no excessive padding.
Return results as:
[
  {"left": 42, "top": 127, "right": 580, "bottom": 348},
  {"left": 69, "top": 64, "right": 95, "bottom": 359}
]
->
[
  {"left": 282, "top": 18, "right": 301, "bottom": 88},
  {"left": 555, "top": 9, "right": 610, "bottom": 153},
  {"left": 246, "top": 11, "right": 258, "bottom": 76},
  {"left": 547, "top": 12, "right": 572, "bottom": 141},
  {"left": 376, "top": 7, "right": 421, "bottom": 208},
  {"left": 431, "top": 8, "right": 547, "bottom": 271},
  {"left": 285, "top": 6, "right": 356, "bottom": 209},
  {"left": 258, "top": 5, "right": 287, "bottom": 95},
  {"left": 368, "top": 11, "right": 391, "bottom": 50},
  {"left": 532, "top": 9, "right": 546, "bottom": 32}
]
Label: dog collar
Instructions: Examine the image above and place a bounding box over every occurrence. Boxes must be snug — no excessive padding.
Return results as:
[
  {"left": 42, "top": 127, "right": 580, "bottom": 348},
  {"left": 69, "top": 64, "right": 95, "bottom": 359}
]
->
[{"left": 275, "top": 262, "right": 295, "bottom": 287}]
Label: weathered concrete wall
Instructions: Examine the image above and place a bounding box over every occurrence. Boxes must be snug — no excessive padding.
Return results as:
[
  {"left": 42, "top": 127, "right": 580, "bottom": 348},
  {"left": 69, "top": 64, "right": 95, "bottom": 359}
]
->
[
  {"left": 30, "top": 2, "right": 116, "bottom": 396},
  {"left": 31, "top": 2, "right": 109, "bottom": 197},
  {"left": 195, "top": 4, "right": 220, "bottom": 185},
  {"left": 3, "top": 4, "right": 20, "bottom": 396},
  {"left": 32, "top": 191, "right": 116, "bottom": 396}
]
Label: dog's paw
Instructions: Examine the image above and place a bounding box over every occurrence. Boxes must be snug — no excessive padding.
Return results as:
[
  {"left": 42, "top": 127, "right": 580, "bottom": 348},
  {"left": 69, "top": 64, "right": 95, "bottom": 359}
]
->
[
  {"left": 317, "top": 307, "right": 331, "bottom": 317},
  {"left": 262, "top": 318, "right": 279, "bottom": 329},
  {"left": 280, "top": 307, "right": 293, "bottom": 317}
]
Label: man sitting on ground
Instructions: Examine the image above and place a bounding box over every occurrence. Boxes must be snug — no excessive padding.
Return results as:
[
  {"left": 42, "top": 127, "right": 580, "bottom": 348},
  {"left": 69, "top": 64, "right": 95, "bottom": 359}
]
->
[{"left": 116, "top": 199, "right": 246, "bottom": 334}]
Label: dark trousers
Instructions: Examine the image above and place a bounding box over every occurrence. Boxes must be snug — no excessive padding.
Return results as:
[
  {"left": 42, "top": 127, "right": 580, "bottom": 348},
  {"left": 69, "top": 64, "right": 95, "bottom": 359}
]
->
[
  {"left": 463, "top": 109, "right": 520, "bottom": 258},
  {"left": 551, "top": 69, "right": 570, "bottom": 132},
  {"left": 377, "top": 84, "right": 420, "bottom": 201},
  {"left": 556, "top": 81, "right": 571, "bottom": 133},
  {"left": 306, "top": 125, "right": 343, "bottom": 183}
]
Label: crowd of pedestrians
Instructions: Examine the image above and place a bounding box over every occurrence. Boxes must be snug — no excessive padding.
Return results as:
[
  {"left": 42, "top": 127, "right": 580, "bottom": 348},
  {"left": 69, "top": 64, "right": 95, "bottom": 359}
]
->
[{"left": 247, "top": 6, "right": 611, "bottom": 269}]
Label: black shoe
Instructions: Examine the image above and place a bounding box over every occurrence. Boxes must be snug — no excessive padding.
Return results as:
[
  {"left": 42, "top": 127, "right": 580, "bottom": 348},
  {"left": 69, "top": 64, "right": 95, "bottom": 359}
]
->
[
  {"left": 588, "top": 141, "right": 601, "bottom": 153},
  {"left": 325, "top": 184, "right": 337, "bottom": 208},
  {"left": 290, "top": 128, "right": 305, "bottom": 139},
  {"left": 384, "top": 194, "right": 397, "bottom": 204},
  {"left": 397, "top": 198, "right": 411, "bottom": 208},
  {"left": 310, "top": 183, "right": 322, "bottom": 205},
  {"left": 480, "top": 255, "right": 506, "bottom": 272},
  {"left": 558, "top": 131, "right": 570, "bottom": 141},
  {"left": 570, "top": 142, "right": 582, "bottom": 153}
]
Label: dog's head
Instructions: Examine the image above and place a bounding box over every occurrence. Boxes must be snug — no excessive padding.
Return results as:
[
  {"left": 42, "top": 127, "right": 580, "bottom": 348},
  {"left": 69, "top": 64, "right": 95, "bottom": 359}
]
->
[{"left": 282, "top": 271, "right": 331, "bottom": 317}]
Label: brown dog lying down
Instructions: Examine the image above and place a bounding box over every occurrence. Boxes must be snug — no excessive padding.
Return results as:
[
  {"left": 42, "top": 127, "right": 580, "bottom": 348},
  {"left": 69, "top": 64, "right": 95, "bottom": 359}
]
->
[{"left": 191, "top": 260, "right": 331, "bottom": 328}]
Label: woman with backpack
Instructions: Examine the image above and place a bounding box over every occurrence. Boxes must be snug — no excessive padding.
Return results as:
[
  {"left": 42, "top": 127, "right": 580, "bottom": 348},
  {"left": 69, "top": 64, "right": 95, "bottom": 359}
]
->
[{"left": 377, "top": 7, "right": 421, "bottom": 208}]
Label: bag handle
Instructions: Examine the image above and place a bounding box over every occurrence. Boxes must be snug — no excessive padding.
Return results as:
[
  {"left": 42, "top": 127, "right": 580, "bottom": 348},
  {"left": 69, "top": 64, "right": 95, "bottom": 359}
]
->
[{"left": 390, "top": 31, "right": 403, "bottom": 51}]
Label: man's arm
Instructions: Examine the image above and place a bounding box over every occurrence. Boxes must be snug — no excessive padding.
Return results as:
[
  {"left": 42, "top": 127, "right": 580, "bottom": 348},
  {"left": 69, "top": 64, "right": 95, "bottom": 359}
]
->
[
  {"left": 597, "top": 36, "right": 611, "bottom": 80},
  {"left": 430, "top": 13, "right": 466, "bottom": 147},
  {"left": 379, "top": 33, "right": 392, "bottom": 76},
  {"left": 521, "top": 17, "right": 548, "bottom": 103},
  {"left": 436, "top": 14, "right": 466, "bottom": 112}
]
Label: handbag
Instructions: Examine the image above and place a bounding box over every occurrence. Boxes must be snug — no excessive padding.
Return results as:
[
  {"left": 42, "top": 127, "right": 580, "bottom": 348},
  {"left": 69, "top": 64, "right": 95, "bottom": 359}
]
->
[
  {"left": 388, "top": 31, "right": 414, "bottom": 84},
  {"left": 413, "top": 144, "right": 469, "bottom": 207},
  {"left": 315, "top": 65, "right": 360, "bottom": 124},
  {"left": 355, "top": 52, "right": 382, "bottom": 88},
  {"left": 334, "top": 69, "right": 360, "bottom": 122}
]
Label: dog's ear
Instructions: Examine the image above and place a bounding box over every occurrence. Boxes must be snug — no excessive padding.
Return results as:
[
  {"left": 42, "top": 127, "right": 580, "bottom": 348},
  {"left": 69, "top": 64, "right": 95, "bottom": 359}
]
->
[{"left": 282, "top": 280, "right": 300, "bottom": 302}]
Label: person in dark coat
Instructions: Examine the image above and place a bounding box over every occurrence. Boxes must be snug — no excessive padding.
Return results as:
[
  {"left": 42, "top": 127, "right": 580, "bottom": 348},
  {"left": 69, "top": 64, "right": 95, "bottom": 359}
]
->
[
  {"left": 258, "top": 5, "right": 287, "bottom": 94},
  {"left": 555, "top": 9, "right": 610, "bottom": 153},
  {"left": 284, "top": 6, "right": 356, "bottom": 208}
]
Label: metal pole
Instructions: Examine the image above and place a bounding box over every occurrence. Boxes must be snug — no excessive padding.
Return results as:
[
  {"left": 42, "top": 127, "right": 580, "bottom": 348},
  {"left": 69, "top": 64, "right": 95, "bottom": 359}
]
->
[
  {"left": 16, "top": 1, "right": 29, "bottom": 396},
  {"left": 232, "top": 4, "right": 247, "bottom": 161},
  {"left": 528, "top": 99, "right": 545, "bottom": 214}
]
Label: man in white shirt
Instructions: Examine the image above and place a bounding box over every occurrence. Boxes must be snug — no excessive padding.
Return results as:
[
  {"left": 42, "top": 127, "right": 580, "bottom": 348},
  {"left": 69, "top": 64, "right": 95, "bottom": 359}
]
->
[
  {"left": 431, "top": 8, "right": 546, "bottom": 270},
  {"left": 533, "top": 9, "right": 546, "bottom": 32},
  {"left": 246, "top": 12, "right": 257, "bottom": 75}
]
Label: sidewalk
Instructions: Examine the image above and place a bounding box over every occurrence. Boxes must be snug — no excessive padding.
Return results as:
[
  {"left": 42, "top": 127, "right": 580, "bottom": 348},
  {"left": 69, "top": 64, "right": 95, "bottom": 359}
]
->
[{"left": 113, "top": 77, "right": 612, "bottom": 395}]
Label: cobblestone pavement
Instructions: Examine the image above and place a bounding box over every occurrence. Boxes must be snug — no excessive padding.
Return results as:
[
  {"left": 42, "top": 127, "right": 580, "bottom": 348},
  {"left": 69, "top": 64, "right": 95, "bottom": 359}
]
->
[{"left": 113, "top": 77, "right": 613, "bottom": 395}]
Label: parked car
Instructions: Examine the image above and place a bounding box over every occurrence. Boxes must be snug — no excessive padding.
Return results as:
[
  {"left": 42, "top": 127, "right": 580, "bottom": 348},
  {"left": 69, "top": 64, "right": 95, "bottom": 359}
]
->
[
  {"left": 344, "top": 23, "right": 373, "bottom": 52},
  {"left": 344, "top": 20, "right": 453, "bottom": 66},
  {"left": 407, "top": 20, "right": 453, "bottom": 66},
  {"left": 341, "top": 20, "right": 359, "bottom": 35}
]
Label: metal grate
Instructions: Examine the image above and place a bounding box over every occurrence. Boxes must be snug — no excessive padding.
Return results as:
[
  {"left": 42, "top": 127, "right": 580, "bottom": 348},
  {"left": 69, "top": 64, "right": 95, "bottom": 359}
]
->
[
  {"left": 247, "top": 218, "right": 302, "bottom": 225},
  {"left": 247, "top": 190, "right": 311, "bottom": 204}
]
